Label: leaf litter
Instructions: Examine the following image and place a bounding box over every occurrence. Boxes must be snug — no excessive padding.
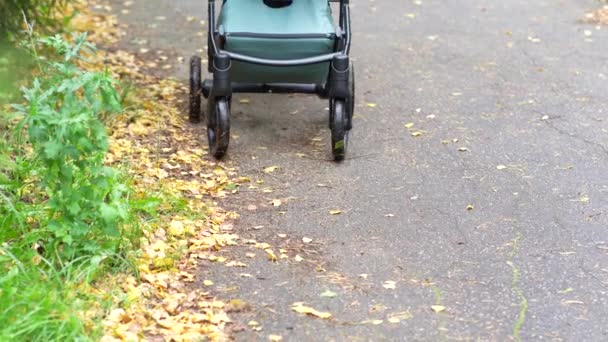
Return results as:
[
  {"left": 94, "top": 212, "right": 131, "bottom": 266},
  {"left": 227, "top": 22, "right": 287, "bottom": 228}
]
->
[{"left": 71, "top": 5, "right": 258, "bottom": 341}]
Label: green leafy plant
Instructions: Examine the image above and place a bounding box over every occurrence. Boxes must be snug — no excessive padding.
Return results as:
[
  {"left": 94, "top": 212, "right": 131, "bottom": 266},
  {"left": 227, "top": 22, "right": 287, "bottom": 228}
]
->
[
  {"left": 11, "top": 33, "right": 128, "bottom": 258},
  {"left": 0, "top": 32, "right": 147, "bottom": 340}
]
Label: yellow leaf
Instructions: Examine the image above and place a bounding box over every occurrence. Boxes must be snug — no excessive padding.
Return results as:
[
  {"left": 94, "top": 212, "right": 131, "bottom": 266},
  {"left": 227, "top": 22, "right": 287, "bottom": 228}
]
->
[
  {"left": 239, "top": 98, "right": 251, "bottom": 104},
  {"left": 387, "top": 311, "right": 413, "bottom": 323},
  {"left": 272, "top": 199, "right": 282, "bottom": 207},
  {"left": 269, "top": 335, "right": 283, "bottom": 341},
  {"left": 264, "top": 165, "right": 280, "bottom": 173},
  {"left": 265, "top": 249, "right": 278, "bottom": 262},
  {"left": 203, "top": 280, "right": 214, "bottom": 286},
  {"left": 458, "top": 146, "right": 469, "bottom": 152},
  {"left": 294, "top": 255, "right": 304, "bottom": 262},
  {"left": 168, "top": 219, "right": 185, "bottom": 237},
  {"left": 291, "top": 302, "right": 332, "bottom": 319},
  {"left": 431, "top": 305, "right": 446, "bottom": 313},
  {"left": 411, "top": 131, "right": 422, "bottom": 137},
  {"left": 383, "top": 281, "right": 397, "bottom": 289},
  {"left": 302, "top": 237, "right": 313, "bottom": 244},
  {"left": 329, "top": 210, "right": 342, "bottom": 215},
  {"left": 466, "top": 204, "right": 474, "bottom": 210},
  {"left": 366, "top": 102, "right": 377, "bottom": 108},
  {"left": 404, "top": 122, "right": 414, "bottom": 129}
]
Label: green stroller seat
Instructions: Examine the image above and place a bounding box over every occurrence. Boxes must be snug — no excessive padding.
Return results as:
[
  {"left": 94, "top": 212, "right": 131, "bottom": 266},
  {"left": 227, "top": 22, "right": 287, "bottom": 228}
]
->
[
  {"left": 189, "top": 0, "right": 354, "bottom": 161},
  {"left": 218, "top": 0, "right": 336, "bottom": 84}
]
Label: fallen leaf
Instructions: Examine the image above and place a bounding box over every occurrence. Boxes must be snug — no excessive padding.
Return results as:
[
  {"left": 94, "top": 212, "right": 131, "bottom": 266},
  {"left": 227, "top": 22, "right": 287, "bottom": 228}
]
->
[
  {"left": 263, "top": 166, "right": 280, "bottom": 173},
  {"left": 431, "top": 305, "right": 446, "bottom": 313},
  {"left": 329, "top": 210, "right": 342, "bottom": 215},
  {"left": 366, "top": 102, "right": 377, "bottom": 108},
  {"left": 271, "top": 199, "right": 282, "bottom": 207},
  {"left": 387, "top": 311, "right": 413, "bottom": 323},
  {"left": 269, "top": 335, "right": 283, "bottom": 342},
  {"left": 458, "top": 147, "right": 469, "bottom": 152},
  {"left": 383, "top": 281, "right": 397, "bottom": 289},
  {"left": 265, "top": 249, "right": 278, "bottom": 262},
  {"left": 411, "top": 131, "right": 423, "bottom": 137},
  {"left": 294, "top": 255, "right": 304, "bottom": 262},
  {"left": 168, "top": 219, "right": 186, "bottom": 237},
  {"left": 320, "top": 290, "right": 338, "bottom": 298},
  {"left": 302, "top": 237, "right": 313, "bottom": 244},
  {"left": 404, "top": 122, "right": 415, "bottom": 129},
  {"left": 496, "top": 164, "right": 507, "bottom": 170},
  {"left": 203, "top": 280, "right": 214, "bottom": 286},
  {"left": 291, "top": 302, "right": 332, "bottom": 319},
  {"left": 466, "top": 204, "right": 474, "bottom": 210}
]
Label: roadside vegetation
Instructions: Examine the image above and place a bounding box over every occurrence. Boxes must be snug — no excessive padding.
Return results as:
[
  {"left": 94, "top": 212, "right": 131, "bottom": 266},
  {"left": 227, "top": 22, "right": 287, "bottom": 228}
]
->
[
  {"left": 0, "top": 28, "right": 145, "bottom": 340},
  {"left": 1, "top": 2, "right": 237, "bottom": 340}
]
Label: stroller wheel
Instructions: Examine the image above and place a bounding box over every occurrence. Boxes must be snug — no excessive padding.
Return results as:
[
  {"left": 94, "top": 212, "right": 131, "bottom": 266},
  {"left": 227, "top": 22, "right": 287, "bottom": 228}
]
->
[
  {"left": 207, "top": 97, "right": 231, "bottom": 159},
  {"left": 189, "top": 56, "right": 202, "bottom": 123},
  {"left": 346, "top": 63, "right": 355, "bottom": 131},
  {"left": 330, "top": 99, "right": 348, "bottom": 161}
]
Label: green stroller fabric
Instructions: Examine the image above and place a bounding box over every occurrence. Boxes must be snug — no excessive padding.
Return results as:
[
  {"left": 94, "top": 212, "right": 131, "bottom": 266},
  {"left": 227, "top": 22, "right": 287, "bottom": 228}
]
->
[{"left": 217, "top": 0, "right": 336, "bottom": 84}]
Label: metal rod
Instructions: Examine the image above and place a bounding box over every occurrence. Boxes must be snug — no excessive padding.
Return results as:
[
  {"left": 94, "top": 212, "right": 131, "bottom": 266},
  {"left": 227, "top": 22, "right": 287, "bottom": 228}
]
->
[
  {"left": 202, "top": 80, "right": 326, "bottom": 95},
  {"left": 221, "top": 50, "right": 340, "bottom": 66}
]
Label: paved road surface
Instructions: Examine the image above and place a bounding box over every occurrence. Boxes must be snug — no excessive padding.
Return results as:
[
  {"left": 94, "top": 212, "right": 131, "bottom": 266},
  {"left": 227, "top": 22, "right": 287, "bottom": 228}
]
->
[{"left": 108, "top": 0, "right": 608, "bottom": 340}]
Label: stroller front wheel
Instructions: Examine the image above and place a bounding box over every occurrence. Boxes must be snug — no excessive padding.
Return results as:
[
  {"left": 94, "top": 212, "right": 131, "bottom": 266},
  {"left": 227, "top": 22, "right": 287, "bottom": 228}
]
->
[
  {"left": 207, "top": 97, "right": 231, "bottom": 159},
  {"left": 330, "top": 99, "right": 348, "bottom": 161}
]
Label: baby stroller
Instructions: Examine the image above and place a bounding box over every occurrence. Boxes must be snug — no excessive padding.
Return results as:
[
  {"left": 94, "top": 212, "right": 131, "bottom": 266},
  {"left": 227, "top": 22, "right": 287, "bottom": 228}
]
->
[{"left": 189, "top": 0, "right": 354, "bottom": 161}]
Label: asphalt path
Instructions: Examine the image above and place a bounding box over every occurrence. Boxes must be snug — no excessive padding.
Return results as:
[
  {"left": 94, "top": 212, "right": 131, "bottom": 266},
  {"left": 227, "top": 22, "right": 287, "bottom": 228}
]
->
[{"left": 108, "top": 0, "right": 608, "bottom": 340}]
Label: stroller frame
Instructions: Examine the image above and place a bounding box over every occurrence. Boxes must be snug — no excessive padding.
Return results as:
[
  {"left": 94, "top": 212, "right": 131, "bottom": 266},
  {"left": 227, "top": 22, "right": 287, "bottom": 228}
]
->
[{"left": 189, "top": 0, "right": 354, "bottom": 161}]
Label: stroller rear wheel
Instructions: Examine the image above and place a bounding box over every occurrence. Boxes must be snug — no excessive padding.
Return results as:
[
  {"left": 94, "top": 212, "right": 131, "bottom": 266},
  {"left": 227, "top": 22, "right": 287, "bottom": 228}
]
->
[
  {"left": 189, "top": 56, "right": 202, "bottom": 123},
  {"left": 330, "top": 99, "right": 348, "bottom": 161},
  {"left": 207, "top": 97, "right": 231, "bottom": 159}
]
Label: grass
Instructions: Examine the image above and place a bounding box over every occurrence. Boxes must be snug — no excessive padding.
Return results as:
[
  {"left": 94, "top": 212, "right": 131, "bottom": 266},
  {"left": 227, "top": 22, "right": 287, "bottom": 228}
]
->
[
  {"left": 0, "top": 32, "right": 149, "bottom": 340},
  {"left": 0, "top": 253, "right": 100, "bottom": 341}
]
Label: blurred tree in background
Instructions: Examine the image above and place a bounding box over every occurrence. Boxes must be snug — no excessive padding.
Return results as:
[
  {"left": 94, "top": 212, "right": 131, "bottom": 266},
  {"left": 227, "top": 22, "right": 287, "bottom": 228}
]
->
[
  {"left": 0, "top": 0, "right": 72, "bottom": 40},
  {"left": 0, "top": 0, "right": 73, "bottom": 102}
]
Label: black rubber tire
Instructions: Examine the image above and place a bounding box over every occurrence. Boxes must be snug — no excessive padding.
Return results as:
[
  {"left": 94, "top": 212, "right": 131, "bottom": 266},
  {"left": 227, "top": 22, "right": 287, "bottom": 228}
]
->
[
  {"left": 189, "top": 56, "right": 202, "bottom": 123},
  {"left": 330, "top": 99, "right": 348, "bottom": 161},
  {"left": 207, "top": 97, "right": 230, "bottom": 159},
  {"left": 346, "top": 63, "right": 355, "bottom": 131}
]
